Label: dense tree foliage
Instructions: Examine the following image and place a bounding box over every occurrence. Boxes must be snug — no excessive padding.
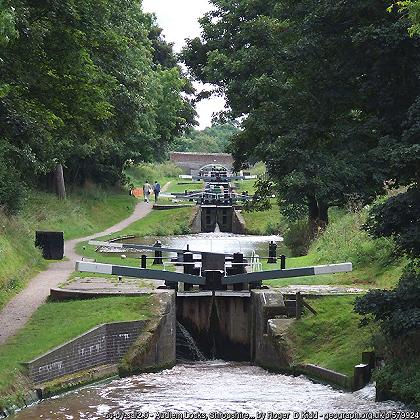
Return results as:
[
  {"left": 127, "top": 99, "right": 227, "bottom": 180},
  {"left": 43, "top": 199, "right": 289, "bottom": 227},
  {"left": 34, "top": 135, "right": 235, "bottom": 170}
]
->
[
  {"left": 172, "top": 123, "right": 238, "bottom": 153},
  {"left": 182, "top": 0, "right": 420, "bottom": 233},
  {"left": 0, "top": 0, "right": 194, "bottom": 212},
  {"left": 395, "top": 1, "right": 420, "bottom": 35},
  {"left": 355, "top": 263, "right": 420, "bottom": 338}
]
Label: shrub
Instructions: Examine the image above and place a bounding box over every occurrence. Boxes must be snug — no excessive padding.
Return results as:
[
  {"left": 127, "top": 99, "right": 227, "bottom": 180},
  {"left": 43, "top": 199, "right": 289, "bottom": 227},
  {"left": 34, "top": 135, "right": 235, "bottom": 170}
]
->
[
  {"left": 0, "top": 160, "right": 26, "bottom": 215},
  {"left": 374, "top": 359, "right": 420, "bottom": 405},
  {"left": 283, "top": 219, "right": 312, "bottom": 256},
  {"left": 125, "top": 162, "right": 183, "bottom": 185}
]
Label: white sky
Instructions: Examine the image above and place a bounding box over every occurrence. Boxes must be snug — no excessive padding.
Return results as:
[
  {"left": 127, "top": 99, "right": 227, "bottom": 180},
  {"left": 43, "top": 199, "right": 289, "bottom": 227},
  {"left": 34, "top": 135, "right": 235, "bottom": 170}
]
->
[{"left": 142, "top": 0, "right": 226, "bottom": 130}]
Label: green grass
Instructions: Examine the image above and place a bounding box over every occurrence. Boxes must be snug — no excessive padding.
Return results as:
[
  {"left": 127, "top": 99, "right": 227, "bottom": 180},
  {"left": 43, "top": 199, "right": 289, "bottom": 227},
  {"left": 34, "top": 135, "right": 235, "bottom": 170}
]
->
[
  {"left": 309, "top": 209, "right": 396, "bottom": 269},
  {"left": 241, "top": 200, "right": 284, "bottom": 235},
  {"left": 290, "top": 296, "right": 375, "bottom": 376},
  {"left": 125, "top": 162, "right": 183, "bottom": 189},
  {"left": 248, "top": 162, "right": 266, "bottom": 176},
  {"left": 264, "top": 257, "right": 404, "bottom": 289},
  {"left": 0, "top": 295, "right": 152, "bottom": 409},
  {"left": 0, "top": 188, "right": 136, "bottom": 310},
  {"left": 103, "top": 207, "right": 193, "bottom": 239},
  {"left": 75, "top": 207, "right": 194, "bottom": 269},
  {"left": 257, "top": 207, "right": 404, "bottom": 290},
  {"left": 165, "top": 181, "right": 203, "bottom": 194},
  {"left": 235, "top": 179, "right": 258, "bottom": 195},
  {"left": 22, "top": 188, "right": 136, "bottom": 240}
]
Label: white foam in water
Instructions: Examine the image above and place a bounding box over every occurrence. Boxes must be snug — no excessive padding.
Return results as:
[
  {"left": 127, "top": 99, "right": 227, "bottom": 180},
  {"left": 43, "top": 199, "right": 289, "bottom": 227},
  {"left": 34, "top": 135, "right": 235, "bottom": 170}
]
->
[{"left": 14, "top": 363, "right": 407, "bottom": 419}]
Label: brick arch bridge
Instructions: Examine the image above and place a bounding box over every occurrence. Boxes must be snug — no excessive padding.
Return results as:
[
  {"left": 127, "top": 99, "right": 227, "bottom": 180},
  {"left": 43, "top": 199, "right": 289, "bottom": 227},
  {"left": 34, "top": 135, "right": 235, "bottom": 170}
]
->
[{"left": 169, "top": 152, "right": 234, "bottom": 175}]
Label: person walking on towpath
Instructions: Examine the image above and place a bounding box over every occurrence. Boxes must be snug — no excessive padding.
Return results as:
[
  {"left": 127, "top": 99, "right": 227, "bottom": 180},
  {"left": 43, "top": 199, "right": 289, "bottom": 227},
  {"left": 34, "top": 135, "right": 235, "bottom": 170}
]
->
[
  {"left": 143, "top": 180, "right": 152, "bottom": 203},
  {"left": 154, "top": 181, "right": 161, "bottom": 203}
]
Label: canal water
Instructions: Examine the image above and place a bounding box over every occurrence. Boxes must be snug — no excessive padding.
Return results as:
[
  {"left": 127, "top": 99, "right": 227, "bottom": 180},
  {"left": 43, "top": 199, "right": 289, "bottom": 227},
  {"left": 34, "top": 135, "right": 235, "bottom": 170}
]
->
[
  {"left": 12, "top": 362, "right": 405, "bottom": 419},
  {"left": 121, "top": 233, "right": 284, "bottom": 257}
]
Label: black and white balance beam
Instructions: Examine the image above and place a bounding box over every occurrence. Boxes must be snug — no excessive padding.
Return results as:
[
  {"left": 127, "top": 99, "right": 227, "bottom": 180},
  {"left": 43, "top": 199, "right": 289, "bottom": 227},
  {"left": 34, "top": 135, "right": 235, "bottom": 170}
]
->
[
  {"left": 75, "top": 261, "right": 206, "bottom": 285},
  {"left": 222, "top": 263, "right": 353, "bottom": 285}
]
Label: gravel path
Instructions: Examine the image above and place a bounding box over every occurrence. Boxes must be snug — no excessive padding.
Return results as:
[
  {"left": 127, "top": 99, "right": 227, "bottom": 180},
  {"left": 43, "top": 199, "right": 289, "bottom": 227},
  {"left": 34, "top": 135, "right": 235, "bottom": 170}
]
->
[{"left": 0, "top": 201, "right": 153, "bottom": 345}]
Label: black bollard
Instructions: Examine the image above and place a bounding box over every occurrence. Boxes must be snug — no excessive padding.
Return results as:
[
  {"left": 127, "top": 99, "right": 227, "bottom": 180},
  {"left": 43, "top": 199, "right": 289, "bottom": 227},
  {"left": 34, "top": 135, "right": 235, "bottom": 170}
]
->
[
  {"left": 141, "top": 254, "right": 147, "bottom": 269},
  {"left": 183, "top": 252, "right": 194, "bottom": 291},
  {"left": 153, "top": 240, "right": 163, "bottom": 265},
  {"left": 280, "top": 255, "right": 286, "bottom": 270},
  {"left": 268, "top": 241, "right": 277, "bottom": 264}
]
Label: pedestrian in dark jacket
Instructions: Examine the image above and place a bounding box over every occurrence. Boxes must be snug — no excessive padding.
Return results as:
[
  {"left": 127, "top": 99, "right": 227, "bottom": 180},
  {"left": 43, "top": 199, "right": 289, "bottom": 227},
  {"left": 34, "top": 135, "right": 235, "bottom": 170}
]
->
[{"left": 154, "top": 181, "right": 161, "bottom": 203}]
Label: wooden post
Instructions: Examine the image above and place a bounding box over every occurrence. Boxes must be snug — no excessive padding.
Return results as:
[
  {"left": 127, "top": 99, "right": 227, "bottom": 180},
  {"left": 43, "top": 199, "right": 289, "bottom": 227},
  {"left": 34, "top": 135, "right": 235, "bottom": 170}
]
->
[{"left": 296, "top": 291, "right": 303, "bottom": 319}]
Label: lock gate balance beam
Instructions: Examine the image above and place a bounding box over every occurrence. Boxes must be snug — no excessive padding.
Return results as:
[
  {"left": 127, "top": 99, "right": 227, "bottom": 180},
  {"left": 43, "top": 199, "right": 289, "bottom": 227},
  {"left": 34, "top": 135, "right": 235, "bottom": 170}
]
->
[{"left": 75, "top": 261, "right": 206, "bottom": 285}]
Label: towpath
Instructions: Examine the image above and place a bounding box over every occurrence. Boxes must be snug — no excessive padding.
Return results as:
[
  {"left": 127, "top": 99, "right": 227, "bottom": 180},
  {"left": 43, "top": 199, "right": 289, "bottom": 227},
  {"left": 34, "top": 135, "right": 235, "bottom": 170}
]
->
[{"left": 0, "top": 201, "right": 153, "bottom": 345}]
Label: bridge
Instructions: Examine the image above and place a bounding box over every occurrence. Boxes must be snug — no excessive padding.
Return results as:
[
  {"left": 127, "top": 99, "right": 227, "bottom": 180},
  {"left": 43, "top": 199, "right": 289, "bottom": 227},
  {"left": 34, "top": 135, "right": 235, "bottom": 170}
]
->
[{"left": 169, "top": 152, "right": 234, "bottom": 175}]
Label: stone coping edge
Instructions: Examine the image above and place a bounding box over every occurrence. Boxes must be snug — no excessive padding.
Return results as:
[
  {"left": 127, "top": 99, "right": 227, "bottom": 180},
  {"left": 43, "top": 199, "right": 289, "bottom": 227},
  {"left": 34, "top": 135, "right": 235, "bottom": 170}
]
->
[
  {"left": 297, "top": 363, "right": 352, "bottom": 390},
  {"left": 50, "top": 288, "right": 155, "bottom": 301},
  {"left": 152, "top": 204, "right": 194, "bottom": 210}
]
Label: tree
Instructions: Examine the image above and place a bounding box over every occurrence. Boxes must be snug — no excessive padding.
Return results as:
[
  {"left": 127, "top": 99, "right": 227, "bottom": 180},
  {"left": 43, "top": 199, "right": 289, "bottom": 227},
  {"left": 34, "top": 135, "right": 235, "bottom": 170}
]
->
[
  {"left": 182, "top": 0, "right": 420, "bottom": 233},
  {"left": 0, "top": 0, "right": 16, "bottom": 46},
  {"left": 0, "top": 0, "right": 194, "bottom": 211},
  {"left": 394, "top": 1, "right": 420, "bottom": 35},
  {"left": 173, "top": 122, "right": 239, "bottom": 153}
]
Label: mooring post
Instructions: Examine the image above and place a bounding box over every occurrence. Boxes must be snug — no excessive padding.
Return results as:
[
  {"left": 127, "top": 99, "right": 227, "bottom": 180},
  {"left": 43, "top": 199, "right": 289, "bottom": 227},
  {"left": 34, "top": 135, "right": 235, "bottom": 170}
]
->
[
  {"left": 153, "top": 240, "right": 163, "bottom": 265},
  {"left": 280, "top": 254, "right": 286, "bottom": 270},
  {"left": 141, "top": 254, "right": 147, "bottom": 269},
  {"left": 295, "top": 291, "right": 302, "bottom": 319},
  {"left": 268, "top": 241, "right": 277, "bottom": 264}
]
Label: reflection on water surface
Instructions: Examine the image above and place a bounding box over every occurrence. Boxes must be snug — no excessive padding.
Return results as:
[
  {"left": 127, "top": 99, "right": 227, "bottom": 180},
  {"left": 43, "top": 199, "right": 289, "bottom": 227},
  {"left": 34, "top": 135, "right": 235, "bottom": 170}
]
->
[{"left": 124, "top": 233, "right": 284, "bottom": 257}]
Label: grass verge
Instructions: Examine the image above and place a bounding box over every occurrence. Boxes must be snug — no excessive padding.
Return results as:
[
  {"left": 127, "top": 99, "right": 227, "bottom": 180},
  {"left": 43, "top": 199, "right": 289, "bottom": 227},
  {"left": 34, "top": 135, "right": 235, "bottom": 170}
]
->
[
  {"left": 289, "top": 296, "right": 375, "bottom": 376},
  {"left": 164, "top": 181, "right": 203, "bottom": 194},
  {"left": 0, "top": 188, "right": 136, "bottom": 310},
  {"left": 125, "top": 162, "right": 182, "bottom": 189},
  {"left": 241, "top": 200, "right": 284, "bottom": 235},
  {"left": 74, "top": 207, "right": 194, "bottom": 270},
  {"left": 0, "top": 295, "right": 152, "bottom": 410}
]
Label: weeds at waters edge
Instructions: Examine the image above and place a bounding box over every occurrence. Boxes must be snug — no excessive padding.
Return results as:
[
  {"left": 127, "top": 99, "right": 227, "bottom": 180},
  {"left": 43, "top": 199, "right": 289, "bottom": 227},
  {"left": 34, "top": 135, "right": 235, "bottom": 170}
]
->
[{"left": 0, "top": 296, "right": 152, "bottom": 411}]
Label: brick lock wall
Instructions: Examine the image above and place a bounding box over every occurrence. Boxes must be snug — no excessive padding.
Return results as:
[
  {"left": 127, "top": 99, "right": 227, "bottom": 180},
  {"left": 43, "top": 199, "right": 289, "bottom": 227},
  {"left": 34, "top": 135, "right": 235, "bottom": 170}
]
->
[
  {"left": 24, "top": 320, "right": 146, "bottom": 384},
  {"left": 169, "top": 152, "right": 234, "bottom": 173}
]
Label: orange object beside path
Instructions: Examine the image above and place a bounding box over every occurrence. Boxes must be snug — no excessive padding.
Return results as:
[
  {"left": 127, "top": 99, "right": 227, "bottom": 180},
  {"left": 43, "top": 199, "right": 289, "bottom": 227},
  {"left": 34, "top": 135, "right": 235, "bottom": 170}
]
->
[{"left": 131, "top": 188, "right": 143, "bottom": 198}]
